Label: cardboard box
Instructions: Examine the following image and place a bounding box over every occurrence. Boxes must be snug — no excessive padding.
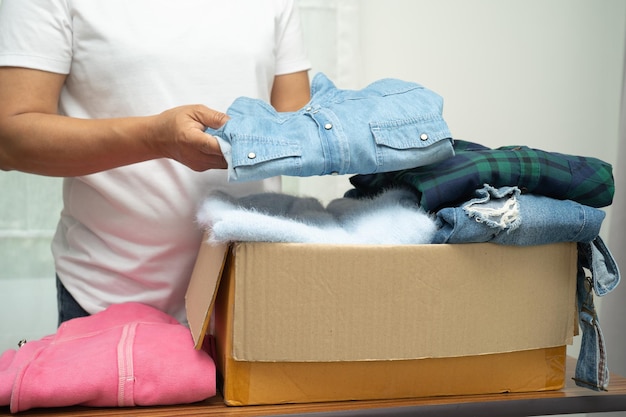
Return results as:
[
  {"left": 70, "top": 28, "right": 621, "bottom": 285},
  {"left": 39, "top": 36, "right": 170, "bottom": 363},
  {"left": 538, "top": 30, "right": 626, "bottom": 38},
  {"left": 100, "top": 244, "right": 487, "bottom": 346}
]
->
[{"left": 186, "top": 240, "right": 577, "bottom": 406}]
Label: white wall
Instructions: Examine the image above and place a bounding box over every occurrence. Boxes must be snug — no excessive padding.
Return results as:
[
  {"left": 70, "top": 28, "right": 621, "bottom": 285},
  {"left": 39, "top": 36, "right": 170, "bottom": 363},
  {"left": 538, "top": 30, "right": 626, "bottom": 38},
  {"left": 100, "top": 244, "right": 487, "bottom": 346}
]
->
[
  {"left": 600, "top": 30, "right": 626, "bottom": 417},
  {"left": 358, "top": 1, "right": 624, "bottom": 160}
]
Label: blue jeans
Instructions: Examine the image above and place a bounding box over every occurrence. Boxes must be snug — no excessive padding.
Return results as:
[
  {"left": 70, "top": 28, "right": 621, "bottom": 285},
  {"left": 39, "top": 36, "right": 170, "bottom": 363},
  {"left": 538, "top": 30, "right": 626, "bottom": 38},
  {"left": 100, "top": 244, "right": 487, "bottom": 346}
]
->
[
  {"left": 575, "top": 238, "right": 621, "bottom": 391},
  {"left": 431, "top": 184, "right": 621, "bottom": 391},
  {"left": 432, "top": 184, "right": 606, "bottom": 245},
  {"left": 56, "top": 275, "right": 89, "bottom": 326}
]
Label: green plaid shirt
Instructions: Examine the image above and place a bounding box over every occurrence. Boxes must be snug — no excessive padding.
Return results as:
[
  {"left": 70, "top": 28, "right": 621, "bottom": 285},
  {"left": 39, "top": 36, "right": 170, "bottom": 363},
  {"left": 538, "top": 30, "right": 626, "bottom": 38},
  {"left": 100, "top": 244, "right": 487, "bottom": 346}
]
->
[{"left": 348, "top": 140, "right": 614, "bottom": 212}]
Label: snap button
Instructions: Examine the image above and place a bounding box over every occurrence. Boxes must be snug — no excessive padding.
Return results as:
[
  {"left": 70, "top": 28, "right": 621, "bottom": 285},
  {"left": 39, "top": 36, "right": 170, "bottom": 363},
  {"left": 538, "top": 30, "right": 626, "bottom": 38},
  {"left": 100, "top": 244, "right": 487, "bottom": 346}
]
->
[
  {"left": 305, "top": 106, "right": 312, "bottom": 112},
  {"left": 247, "top": 152, "right": 257, "bottom": 159},
  {"left": 420, "top": 133, "right": 429, "bottom": 141},
  {"left": 324, "top": 123, "right": 333, "bottom": 130}
]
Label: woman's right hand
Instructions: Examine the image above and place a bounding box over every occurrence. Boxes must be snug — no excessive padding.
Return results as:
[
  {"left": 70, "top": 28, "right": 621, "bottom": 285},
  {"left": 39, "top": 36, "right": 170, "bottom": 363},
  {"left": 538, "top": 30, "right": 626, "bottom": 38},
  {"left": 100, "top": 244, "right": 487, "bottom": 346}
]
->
[{"left": 145, "top": 104, "right": 230, "bottom": 172}]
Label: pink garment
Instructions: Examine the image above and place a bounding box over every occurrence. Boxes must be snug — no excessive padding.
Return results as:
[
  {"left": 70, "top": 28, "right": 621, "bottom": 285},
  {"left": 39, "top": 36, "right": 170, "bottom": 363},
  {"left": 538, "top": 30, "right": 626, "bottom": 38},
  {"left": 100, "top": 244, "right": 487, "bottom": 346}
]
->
[{"left": 0, "top": 303, "right": 216, "bottom": 413}]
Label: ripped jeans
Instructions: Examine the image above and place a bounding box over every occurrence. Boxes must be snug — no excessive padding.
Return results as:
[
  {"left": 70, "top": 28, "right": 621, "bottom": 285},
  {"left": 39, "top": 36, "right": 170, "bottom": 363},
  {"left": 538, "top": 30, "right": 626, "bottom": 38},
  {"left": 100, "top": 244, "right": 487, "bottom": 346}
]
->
[
  {"left": 432, "top": 185, "right": 605, "bottom": 245},
  {"left": 432, "top": 184, "right": 621, "bottom": 390}
]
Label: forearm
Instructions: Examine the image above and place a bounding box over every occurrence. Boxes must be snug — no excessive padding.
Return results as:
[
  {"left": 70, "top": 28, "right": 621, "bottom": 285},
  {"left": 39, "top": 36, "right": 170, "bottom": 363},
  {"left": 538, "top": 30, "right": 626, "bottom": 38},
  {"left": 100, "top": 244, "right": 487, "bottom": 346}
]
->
[{"left": 0, "top": 112, "right": 159, "bottom": 176}]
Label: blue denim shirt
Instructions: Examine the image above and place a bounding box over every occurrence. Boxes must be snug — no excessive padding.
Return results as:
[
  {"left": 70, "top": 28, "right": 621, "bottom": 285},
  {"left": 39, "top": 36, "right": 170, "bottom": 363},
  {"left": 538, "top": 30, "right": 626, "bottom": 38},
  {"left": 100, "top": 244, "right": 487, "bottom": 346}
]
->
[
  {"left": 574, "top": 237, "right": 621, "bottom": 391},
  {"left": 207, "top": 73, "right": 454, "bottom": 182}
]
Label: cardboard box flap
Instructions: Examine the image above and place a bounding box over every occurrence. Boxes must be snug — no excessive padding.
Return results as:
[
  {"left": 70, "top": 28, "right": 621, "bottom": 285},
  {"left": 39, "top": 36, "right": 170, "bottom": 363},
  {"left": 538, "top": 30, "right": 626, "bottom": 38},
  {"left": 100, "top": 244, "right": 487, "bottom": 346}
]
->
[
  {"left": 185, "top": 238, "right": 229, "bottom": 349},
  {"left": 230, "top": 242, "right": 577, "bottom": 362}
]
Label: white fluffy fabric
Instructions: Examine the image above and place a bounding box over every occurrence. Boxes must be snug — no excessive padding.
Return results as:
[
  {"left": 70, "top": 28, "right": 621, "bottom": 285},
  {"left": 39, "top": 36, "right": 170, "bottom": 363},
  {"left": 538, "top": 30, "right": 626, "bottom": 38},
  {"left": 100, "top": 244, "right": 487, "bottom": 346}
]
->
[{"left": 196, "top": 189, "right": 437, "bottom": 244}]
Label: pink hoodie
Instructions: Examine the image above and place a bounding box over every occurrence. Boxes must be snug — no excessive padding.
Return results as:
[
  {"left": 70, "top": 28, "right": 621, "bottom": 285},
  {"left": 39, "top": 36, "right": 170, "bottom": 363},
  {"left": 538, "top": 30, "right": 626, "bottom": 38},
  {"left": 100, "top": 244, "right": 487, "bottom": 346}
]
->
[{"left": 0, "top": 302, "right": 216, "bottom": 413}]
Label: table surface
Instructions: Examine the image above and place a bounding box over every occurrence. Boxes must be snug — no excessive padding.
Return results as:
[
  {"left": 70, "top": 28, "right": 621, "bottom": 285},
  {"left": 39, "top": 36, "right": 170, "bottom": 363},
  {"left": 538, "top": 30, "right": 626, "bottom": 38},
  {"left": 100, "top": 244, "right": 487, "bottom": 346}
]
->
[{"left": 2, "top": 357, "right": 626, "bottom": 417}]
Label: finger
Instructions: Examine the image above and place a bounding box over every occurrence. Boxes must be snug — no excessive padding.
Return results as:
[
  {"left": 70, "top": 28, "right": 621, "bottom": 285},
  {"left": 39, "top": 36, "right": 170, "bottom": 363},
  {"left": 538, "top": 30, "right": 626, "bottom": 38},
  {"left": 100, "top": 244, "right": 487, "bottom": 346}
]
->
[
  {"left": 186, "top": 139, "right": 227, "bottom": 171},
  {"left": 202, "top": 133, "right": 225, "bottom": 156},
  {"left": 198, "top": 107, "right": 230, "bottom": 129},
  {"left": 199, "top": 152, "right": 228, "bottom": 170}
]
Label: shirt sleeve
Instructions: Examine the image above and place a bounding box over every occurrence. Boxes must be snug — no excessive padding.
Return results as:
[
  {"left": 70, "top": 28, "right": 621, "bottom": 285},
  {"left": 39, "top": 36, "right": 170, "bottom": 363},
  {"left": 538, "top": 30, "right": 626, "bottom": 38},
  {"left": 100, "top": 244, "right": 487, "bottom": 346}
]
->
[
  {"left": 0, "top": 0, "right": 72, "bottom": 74},
  {"left": 273, "top": 0, "right": 311, "bottom": 75}
]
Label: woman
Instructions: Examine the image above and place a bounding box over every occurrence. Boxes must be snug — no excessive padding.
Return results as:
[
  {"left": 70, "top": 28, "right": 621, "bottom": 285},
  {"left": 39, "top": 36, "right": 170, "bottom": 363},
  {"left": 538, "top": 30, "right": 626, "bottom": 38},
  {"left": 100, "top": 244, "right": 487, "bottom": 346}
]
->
[{"left": 0, "top": 0, "right": 311, "bottom": 324}]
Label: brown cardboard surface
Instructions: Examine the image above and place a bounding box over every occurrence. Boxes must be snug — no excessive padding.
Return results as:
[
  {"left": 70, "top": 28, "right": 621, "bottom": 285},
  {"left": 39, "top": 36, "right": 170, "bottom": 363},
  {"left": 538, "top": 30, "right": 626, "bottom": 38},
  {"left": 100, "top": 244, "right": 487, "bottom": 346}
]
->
[
  {"left": 187, "top": 240, "right": 578, "bottom": 405},
  {"left": 229, "top": 242, "right": 577, "bottom": 361},
  {"left": 220, "top": 346, "right": 567, "bottom": 406},
  {"left": 185, "top": 241, "right": 228, "bottom": 350}
]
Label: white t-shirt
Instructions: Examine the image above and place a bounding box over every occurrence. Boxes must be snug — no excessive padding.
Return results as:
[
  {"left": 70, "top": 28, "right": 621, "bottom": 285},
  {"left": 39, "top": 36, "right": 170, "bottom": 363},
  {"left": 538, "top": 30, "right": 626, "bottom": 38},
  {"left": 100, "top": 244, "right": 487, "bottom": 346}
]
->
[{"left": 0, "top": 0, "right": 311, "bottom": 323}]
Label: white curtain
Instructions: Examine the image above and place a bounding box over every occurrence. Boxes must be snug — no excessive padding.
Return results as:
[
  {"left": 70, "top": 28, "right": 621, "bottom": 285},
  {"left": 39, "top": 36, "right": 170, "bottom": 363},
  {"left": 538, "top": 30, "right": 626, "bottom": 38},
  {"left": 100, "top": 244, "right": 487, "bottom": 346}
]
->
[{"left": 0, "top": 174, "right": 61, "bottom": 351}]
